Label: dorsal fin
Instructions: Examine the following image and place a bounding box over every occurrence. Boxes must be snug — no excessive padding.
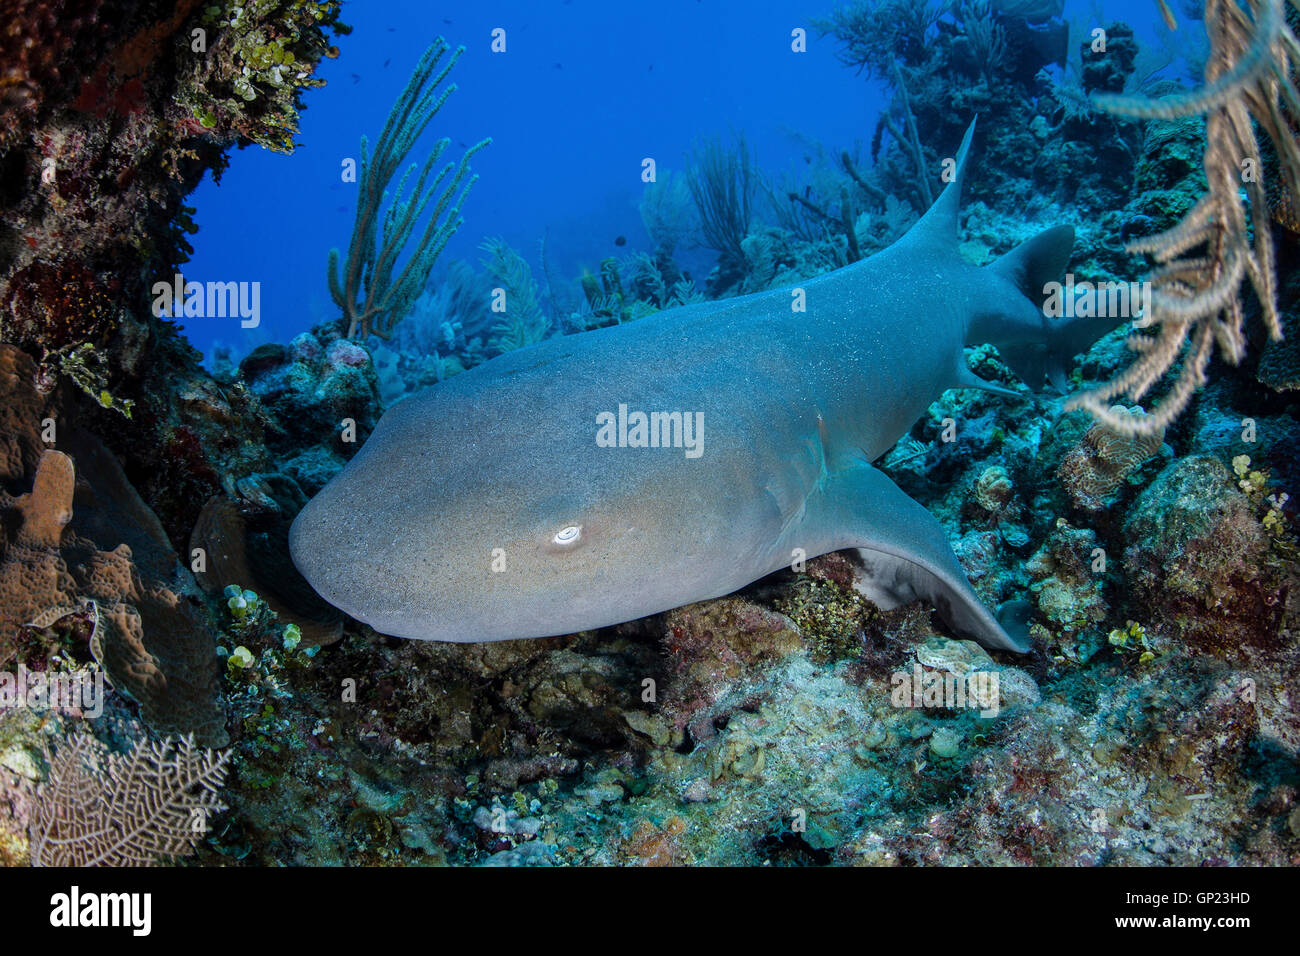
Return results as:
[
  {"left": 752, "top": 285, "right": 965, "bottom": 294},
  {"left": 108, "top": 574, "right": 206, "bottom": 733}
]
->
[
  {"left": 897, "top": 118, "right": 977, "bottom": 253},
  {"left": 988, "top": 224, "right": 1075, "bottom": 309}
]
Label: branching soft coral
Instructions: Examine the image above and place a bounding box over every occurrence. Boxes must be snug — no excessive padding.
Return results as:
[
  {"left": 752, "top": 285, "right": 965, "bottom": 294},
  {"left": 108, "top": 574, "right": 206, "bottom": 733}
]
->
[
  {"left": 1068, "top": 0, "right": 1299, "bottom": 435},
  {"left": 328, "top": 38, "right": 490, "bottom": 340},
  {"left": 687, "top": 133, "right": 757, "bottom": 276},
  {"left": 957, "top": 0, "right": 1009, "bottom": 87}
]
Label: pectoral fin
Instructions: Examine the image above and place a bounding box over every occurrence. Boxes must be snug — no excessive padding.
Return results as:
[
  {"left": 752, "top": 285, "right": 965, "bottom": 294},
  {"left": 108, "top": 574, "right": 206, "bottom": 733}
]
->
[{"left": 795, "top": 461, "right": 1031, "bottom": 653}]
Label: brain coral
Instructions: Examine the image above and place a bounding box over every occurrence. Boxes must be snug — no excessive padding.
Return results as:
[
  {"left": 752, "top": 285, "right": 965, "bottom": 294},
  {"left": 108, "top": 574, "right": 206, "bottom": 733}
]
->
[
  {"left": 972, "top": 465, "right": 1014, "bottom": 514},
  {"left": 1057, "top": 405, "right": 1164, "bottom": 512}
]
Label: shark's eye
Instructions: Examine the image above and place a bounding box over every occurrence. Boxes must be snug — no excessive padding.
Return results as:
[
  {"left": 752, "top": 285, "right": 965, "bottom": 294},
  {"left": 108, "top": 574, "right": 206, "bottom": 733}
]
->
[{"left": 553, "top": 525, "right": 581, "bottom": 545}]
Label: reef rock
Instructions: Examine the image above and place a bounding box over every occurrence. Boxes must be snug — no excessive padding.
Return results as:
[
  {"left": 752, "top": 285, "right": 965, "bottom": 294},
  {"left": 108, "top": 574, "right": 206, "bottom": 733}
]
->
[
  {"left": 1122, "top": 456, "right": 1288, "bottom": 656},
  {"left": 237, "top": 323, "right": 382, "bottom": 460}
]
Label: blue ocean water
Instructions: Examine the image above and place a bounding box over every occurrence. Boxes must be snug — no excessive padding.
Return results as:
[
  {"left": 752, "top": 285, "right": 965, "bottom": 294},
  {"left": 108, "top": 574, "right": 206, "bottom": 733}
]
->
[{"left": 179, "top": 0, "right": 1191, "bottom": 363}]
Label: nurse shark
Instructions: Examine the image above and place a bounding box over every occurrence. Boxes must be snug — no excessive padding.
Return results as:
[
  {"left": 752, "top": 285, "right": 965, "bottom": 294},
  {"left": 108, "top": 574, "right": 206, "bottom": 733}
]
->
[{"left": 291, "top": 120, "right": 1113, "bottom": 652}]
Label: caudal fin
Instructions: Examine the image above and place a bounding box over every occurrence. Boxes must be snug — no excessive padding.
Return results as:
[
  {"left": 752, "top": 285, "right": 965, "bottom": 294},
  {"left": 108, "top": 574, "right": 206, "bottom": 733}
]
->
[{"left": 983, "top": 224, "right": 1121, "bottom": 392}]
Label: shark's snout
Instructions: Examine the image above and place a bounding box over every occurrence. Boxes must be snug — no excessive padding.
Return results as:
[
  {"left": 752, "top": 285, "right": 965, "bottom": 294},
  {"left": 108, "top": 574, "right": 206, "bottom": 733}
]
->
[
  {"left": 288, "top": 491, "right": 357, "bottom": 621},
  {"left": 290, "top": 491, "right": 438, "bottom": 639}
]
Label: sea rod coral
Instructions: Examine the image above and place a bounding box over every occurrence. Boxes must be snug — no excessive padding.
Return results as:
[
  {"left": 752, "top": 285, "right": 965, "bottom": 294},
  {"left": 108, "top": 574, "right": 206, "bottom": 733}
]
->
[{"left": 328, "top": 37, "right": 490, "bottom": 340}]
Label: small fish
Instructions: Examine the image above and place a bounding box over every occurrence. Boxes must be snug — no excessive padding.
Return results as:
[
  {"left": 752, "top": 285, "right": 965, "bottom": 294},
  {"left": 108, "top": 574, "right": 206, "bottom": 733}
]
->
[
  {"left": 383, "top": 58, "right": 391, "bottom": 68},
  {"left": 1156, "top": 0, "right": 1178, "bottom": 30},
  {"left": 614, "top": 236, "right": 626, "bottom": 247},
  {"left": 351, "top": 73, "right": 361, "bottom": 84}
]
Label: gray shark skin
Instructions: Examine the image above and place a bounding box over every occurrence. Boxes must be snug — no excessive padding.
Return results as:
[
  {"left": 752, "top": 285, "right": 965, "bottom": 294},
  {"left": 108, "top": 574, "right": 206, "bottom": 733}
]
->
[{"left": 291, "top": 121, "right": 1113, "bottom": 653}]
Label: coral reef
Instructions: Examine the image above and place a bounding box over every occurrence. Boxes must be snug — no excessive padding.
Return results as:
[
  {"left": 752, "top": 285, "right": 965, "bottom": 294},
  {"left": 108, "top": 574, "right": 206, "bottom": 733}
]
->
[
  {"left": 233, "top": 322, "right": 381, "bottom": 460},
  {"left": 1025, "top": 522, "right": 1110, "bottom": 663},
  {"left": 1057, "top": 405, "right": 1166, "bottom": 512},
  {"left": 0, "top": 346, "right": 226, "bottom": 746},
  {"left": 0, "top": 0, "right": 344, "bottom": 541},
  {"left": 0, "top": 0, "right": 1297, "bottom": 873},
  {"left": 176, "top": 1, "right": 347, "bottom": 154},
  {"left": 1123, "top": 455, "right": 1292, "bottom": 657}
]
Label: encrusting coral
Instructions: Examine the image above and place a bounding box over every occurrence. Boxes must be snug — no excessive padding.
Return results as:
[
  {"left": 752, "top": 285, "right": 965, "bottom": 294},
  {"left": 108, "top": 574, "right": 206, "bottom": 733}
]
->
[
  {"left": 1025, "top": 522, "right": 1110, "bottom": 661},
  {"left": 0, "top": 346, "right": 227, "bottom": 746},
  {"left": 1123, "top": 455, "right": 1292, "bottom": 656},
  {"left": 0, "top": 0, "right": 107, "bottom": 145}
]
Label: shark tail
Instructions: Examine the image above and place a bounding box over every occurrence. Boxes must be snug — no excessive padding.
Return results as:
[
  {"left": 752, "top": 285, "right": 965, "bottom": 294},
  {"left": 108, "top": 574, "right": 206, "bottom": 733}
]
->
[
  {"left": 910, "top": 117, "right": 1120, "bottom": 393},
  {"left": 980, "top": 224, "right": 1123, "bottom": 393}
]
